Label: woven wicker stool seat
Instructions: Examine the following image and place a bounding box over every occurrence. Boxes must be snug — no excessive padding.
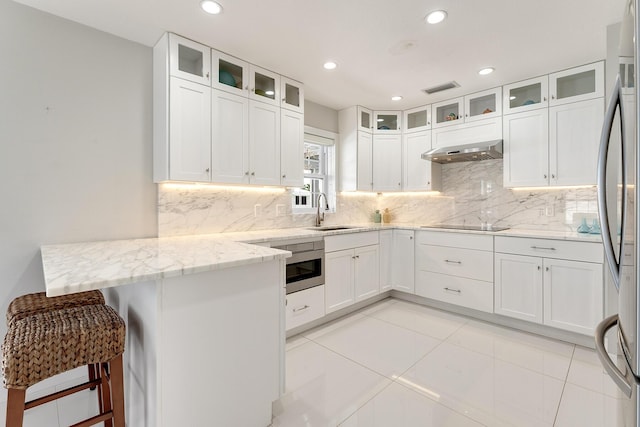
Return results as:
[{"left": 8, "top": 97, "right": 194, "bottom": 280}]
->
[
  {"left": 2, "top": 303, "right": 126, "bottom": 427},
  {"left": 6, "top": 290, "right": 105, "bottom": 325}
]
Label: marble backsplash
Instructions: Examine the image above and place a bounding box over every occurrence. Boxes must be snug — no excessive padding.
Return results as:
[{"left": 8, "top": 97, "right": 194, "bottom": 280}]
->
[{"left": 158, "top": 160, "right": 598, "bottom": 236}]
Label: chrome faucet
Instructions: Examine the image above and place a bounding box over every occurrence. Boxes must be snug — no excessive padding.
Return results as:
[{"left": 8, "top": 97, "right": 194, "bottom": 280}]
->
[{"left": 315, "top": 193, "right": 329, "bottom": 227}]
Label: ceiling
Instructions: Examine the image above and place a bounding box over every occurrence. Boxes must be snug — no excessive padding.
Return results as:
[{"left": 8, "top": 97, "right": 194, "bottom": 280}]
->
[{"left": 14, "top": 0, "right": 625, "bottom": 111}]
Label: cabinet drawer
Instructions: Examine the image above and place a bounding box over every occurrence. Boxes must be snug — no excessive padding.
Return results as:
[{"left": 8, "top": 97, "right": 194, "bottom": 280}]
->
[
  {"left": 415, "top": 271, "right": 493, "bottom": 313},
  {"left": 416, "top": 244, "right": 493, "bottom": 282},
  {"left": 495, "top": 236, "right": 603, "bottom": 263},
  {"left": 325, "top": 231, "right": 379, "bottom": 252},
  {"left": 285, "top": 286, "right": 325, "bottom": 331},
  {"left": 416, "top": 230, "right": 493, "bottom": 251}
]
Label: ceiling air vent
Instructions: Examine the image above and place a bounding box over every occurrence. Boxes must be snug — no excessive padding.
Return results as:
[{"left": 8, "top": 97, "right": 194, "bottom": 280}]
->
[{"left": 422, "top": 81, "right": 460, "bottom": 95}]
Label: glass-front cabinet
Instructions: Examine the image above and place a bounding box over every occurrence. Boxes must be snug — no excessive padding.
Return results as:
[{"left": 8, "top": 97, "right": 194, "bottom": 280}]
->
[
  {"left": 374, "top": 111, "right": 401, "bottom": 134},
  {"left": 432, "top": 97, "right": 464, "bottom": 128},
  {"left": 503, "top": 76, "right": 549, "bottom": 114},
  {"left": 250, "top": 66, "right": 280, "bottom": 106},
  {"left": 168, "top": 33, "right": 211, "bottom": 86},
  {"left": 358, "top": 106, "right": 374, "bottom": 132},
  {"left": 281, "top": 77, "right": 304, "bottom": 114},
  {"left": 403, "top": 105, "right": 431, "bottom": 133},
  {"left": 212, "top": 50, "right": 249, "bottom": 96},
  {"left": 465, "top": 87, "right": 501, "bottom": 122},
  {"left": 549, "top": 61, "right": 604, "bottom": 106}
]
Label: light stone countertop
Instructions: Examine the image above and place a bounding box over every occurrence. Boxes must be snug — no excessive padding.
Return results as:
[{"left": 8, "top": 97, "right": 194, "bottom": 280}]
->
[{"left": 41, "top": 223, "right": 603, "bottom": 297}]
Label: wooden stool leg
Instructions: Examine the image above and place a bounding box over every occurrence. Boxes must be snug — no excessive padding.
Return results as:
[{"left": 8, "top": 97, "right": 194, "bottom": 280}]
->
[
  {"left": 6, "top": 388, "right": 26, "bottom": 427},
  {"left": 110, "top": 355, "right": 126, "bottom": 427},
  {"left": 101, "top": 363, "right": 113, "bottom": 427}
]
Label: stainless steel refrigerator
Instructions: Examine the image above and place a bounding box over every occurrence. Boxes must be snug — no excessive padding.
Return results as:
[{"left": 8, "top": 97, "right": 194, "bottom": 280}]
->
[{"left": 596, "top": 0, "right": 640, "bottom": 425}]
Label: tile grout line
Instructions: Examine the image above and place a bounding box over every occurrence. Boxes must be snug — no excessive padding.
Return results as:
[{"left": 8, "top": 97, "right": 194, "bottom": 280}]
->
[{"left": 552, "top": 344, "right": 576, "bottom": 426}]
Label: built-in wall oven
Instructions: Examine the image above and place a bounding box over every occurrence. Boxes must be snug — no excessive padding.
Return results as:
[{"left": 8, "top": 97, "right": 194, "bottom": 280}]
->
[{"left": 272, "top": 237, "right": 324, "bottom": 294}]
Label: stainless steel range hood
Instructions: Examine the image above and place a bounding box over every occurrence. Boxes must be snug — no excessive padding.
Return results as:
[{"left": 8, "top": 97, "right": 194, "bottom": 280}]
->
[{"left": 421, "top": 140, "right": 503, "bottom": 164}]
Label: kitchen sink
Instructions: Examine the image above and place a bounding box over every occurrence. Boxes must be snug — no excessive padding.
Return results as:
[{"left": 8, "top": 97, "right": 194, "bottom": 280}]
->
[{"left": 306, "top": 226, "right": 358, "bottom": 231}]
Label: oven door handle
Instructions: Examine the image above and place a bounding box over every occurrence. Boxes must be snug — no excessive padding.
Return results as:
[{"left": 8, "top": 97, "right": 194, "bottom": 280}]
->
[{"left": 287, "top": 249, "right": 325, "bottom": 264}]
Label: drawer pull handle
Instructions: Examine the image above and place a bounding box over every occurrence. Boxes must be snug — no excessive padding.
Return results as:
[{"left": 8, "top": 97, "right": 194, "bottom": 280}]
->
[
  {"left": 444, "top": 287, "right": 461, "bottom": 294},
  {"left": 444, "top": 259, "right": 462, "bottom": 264},
  {"left": 530, "top": 246, "right": 556, "bottom": 251},
  {"left": 293, "top": 305, "right": 310, "bottom": 312}
]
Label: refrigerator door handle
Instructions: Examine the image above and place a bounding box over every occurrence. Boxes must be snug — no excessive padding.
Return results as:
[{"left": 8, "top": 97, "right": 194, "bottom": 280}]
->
[
  {"left": 597, "top": 75, "right": 625, "bottom": 291},
  {"left": 595, "top": 314, "right": 633, "bottom": 398}
]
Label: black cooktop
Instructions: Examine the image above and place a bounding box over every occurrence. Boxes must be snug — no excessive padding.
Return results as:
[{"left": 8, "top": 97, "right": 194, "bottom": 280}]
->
[{"left": 421, "top": 224, "right": 510, "bottom": 232}]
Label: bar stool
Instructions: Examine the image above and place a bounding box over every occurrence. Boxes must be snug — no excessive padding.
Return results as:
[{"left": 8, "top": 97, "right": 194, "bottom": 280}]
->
[{"left": 2, "top": 304, "right": 126, "bottom": 427}]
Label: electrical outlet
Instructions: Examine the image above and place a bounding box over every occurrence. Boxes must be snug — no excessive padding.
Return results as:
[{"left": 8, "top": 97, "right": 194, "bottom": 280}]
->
[
  {"left": 276, "top": 204, "right": 286, "bottom": 217},
  {"left": 546, "top": 206, "right": 554, "bottom": 216},
  {"left": 254, "top": 204, "right": 262, "bottom": 217}
]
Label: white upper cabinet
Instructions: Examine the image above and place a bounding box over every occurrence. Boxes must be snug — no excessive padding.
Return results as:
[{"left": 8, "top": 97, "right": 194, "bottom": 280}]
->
[
  {"left": 373, "top": 111, "right": 402, "bottom": 134},
  {"left": 212, "top": 50, "right": 249, "bottom": 97},
  {"left": 403, "top": 131, "right": 441, "bottom": 191},
  {"left": 464, "top": 87, "right": 502, "bottom": 122},
  {"left": 358, "top": 106, "right": 374, "bottom": 133},
  {"left": 211, "top": 90, "right": 249, "bottom": 184},
  {"left": 503, "top": 75, "right": 549, "bottom": 114},
  {"left": 432, "top": 97, "right": 464, "bottom": 128},
  {"left": 549, "top": 61, "right": 604, "bottom": 106},
  {"left": 169, "top": 34, "right": 211, "bottom": 86},
  {"left": 372, "top": 134, "right": 402, "bottom": 191},
  {"left": 250, "top": 66, "right": 280, "bottom": 107},
  {"left": 249, "top": 101, "right": 281, "bottom": 185},
  {"left": 356, "top": 131, "right": 374, "bottom": 191},
  {"left": 403, "top": 105, "right": 432, "bottom": 133},
  {"left": 281, "top": 77, "right": 304, "bottom": 113},
  {"left": 280, "top": 109, "right": 304, "bottom": 187},
  {"left": 503, "top": 109, "right": 549, "bottom": 187}
]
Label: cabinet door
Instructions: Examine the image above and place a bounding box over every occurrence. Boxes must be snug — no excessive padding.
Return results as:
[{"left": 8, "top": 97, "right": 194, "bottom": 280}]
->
[
  {"left": 465, "top": 87, "right": 501, "bottom": 122},
  {"left": 249, "top": 101, "right": 281, "bottom": 185},
  {"left": 373, "top": 111, "right": 402, "bottom": 134},
  {"left": 325, "top": 249, "right": 355, "bottom": 313},
  {"left": 280, "top": 109, "right": 304, "bottom": 187},
  {"left": 392, "top": 230, "right": 415, "bottom": 293},
  {"left": 494, "top": 253, "right": 543, "bottom": 323},
  {"left": 372, "top": 134, "right": 402, "bottom": 192},
  {"left": 549, "top": 98, "right": 604, "bottom": 186},
  {"left": 379, "top": 230, "right": 393, "bottom": 292},
  {"left": 280, "top": 76, "right": 304, "bottom": 114},
  {"left": 357, "top": 131, "right": 373, "bottom": 191},
  {"left": 403, "top": 131, "right": 441, "bottom": 191},
  {"left": 403, "top": 105, "right": 431, "bottom": 133},
  {"left": 543, "top": 259, "right": 603, "bottom": 335},
  {"left": 503, "top": 109, "right": 549, "bottom": 187},
  {"left": 250, "top": 66, "right": 280, "bottom": 107},
  {"left": 169, "top": 77, "right": 211, "bottom": 182},
  {"left": 211, "top": 90, "right": 249, "bottom": 184},
  {"left": 212, "top": 50, "right": 249, "bottom": 97},
  {"left": 432, "top": 97, "right": 464, "bottom": 128},
  {"left": 549, "top": 61, "right": 604, "bottom": 106},
  {"left": 358, "top": 106, "right": 374, "bottom": 133},
  {"left": 354, "top": 245, "right": 380, "bottom": 302},
  {"left": 169, "top": 34, "right": 211, "bottom": 86},
  {"left": 503, "top": 75, "right": 549, "bottom": 114}
]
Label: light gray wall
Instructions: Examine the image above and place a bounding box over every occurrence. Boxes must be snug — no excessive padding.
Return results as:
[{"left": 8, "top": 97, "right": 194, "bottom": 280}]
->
[
  {"left": 0, "top": 0, "right": 157, "bottom": 337},
  {"left": 304, "top": 99, "right": 339, "bottom": 132}
]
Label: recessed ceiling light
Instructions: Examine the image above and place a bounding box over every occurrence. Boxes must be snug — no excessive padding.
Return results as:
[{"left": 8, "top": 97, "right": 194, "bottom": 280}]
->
[
  {"left": 478, "top": 67, "right": 495, "bottom": 75},
  {"left": 391, "top": 96, "right": 403, "bottom": 101},
  {"left": 323, "top": 61, "right": 337, "bottom": 70},
  {"left": 200, "top": 0, "right": 222, "bottom": 14},
  {"left": 425, "top": 10, "right": 447, "bottom": 24}
]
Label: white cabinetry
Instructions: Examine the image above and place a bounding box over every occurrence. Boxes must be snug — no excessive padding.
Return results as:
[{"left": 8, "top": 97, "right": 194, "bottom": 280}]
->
[
  {"left": 325, "top": 232, "right": 380, "bottom": 313},
  {"left": 211, "top": 90, "right": 248, "bottom": 184},
  {"left": 549, "top": 62, "right": 605, "bottom": 106},
  {"left": 403, "top": 105, "right": 431, "bottom": 133},
  {"left": 249, "top": 101, "right": 281, "bottom": 185},
  {"left": 169, "top": 34, "right": 211, "bottom": 86},
  {"left": 249, "top": 65, "right": 280, "bottom": 107},
  {"left": 285, "top": 285, "right": 325, "bottom": 331},
  {"left": 372, "top": 134, "right": 402, "bottom": 191},
  {"left": 281, "top": 76, "right": 304, "bottom": 114},
  {"left": 280, "top": 109, "right": 304, "bottom": 186},
  {"left": 374, "top": 111, "right": 402, "bottom": 134},
  {"left": 503, "top": 76, "right": 549, "bottom": 115},
  {"left": 403, "top": 131, "right": 442, "bottom": 191},
  {"left": 379, "top": 230, "right": 393, "bottom": 291},
  {"left": 494, "top": 236, "right": 603, "bottom": 335},
  {"left": 415, "top": 231, "right": 494, "bottom": 313},
  {"left": 503, "top": 109, "right": 549, "bottom": 187},
  {"left": 212, "top": 50, "right": 249, "bottom": 97},
  {"left": 339, "top": 107, "right": 373, "bottom": 191},
  {"left": 391, "top": 230, "right": 415, "bottom": 293}
]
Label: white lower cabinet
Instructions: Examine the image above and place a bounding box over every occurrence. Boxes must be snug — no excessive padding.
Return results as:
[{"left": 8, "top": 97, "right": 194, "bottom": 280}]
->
[
  {"left": 414, "top": 231, "right": 494, "bottom": 313},
  {"left": 285, "top": 285, "right": 325, "bottom": 331},
  {"left": 379, "top": 230, "right": 393, "bottom": 291},
  {"left": 325, "top": 232, "right": 379, "bottom": 314},
  {"left": 391, "top": 230, "right": 415, "bottom": 293},
  {"left": 494, "top": 236, "right": 603, "bottom": 335}
]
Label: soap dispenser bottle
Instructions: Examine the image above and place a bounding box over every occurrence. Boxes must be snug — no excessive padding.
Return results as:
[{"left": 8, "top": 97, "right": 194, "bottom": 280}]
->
[
  {"left": 374, "top": 210, "right": 382, "bottom": 223},
  {"left": 382, "top": 208, "right": 391, "bottom": 224}
]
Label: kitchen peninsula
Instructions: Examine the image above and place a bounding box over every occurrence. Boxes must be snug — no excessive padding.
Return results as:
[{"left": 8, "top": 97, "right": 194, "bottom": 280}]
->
[{"left": 40, "top": 234, "right": 290, "bottom": 427}]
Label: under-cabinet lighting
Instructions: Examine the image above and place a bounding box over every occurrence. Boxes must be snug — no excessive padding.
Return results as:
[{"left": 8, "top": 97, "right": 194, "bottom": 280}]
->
[
  {"left": 510, "top": 185, "right": 596, "bottom": 191},
  {"left": 478, "top": 67, "right": 495, "bottom": 75},
  {"left": 339, "top": 191, "right": 378, "bottom": 197},
  {"left": 323, "top": 61, "right": 337, "bottom": 70},
  {"left": 380, "top": 191, "right": 442, "bottom": 196},
  {"left": 200, "top": 0, "right": 223, "bottom": 14},
  {"left": 425, "top": 10, "right": 447, "bottom": 24},
  {"left": 161, "top": 182, "right": 286, "bottom": 193}
]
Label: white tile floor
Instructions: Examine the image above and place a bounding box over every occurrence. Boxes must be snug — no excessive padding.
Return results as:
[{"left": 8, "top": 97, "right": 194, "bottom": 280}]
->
[
  {"left": 0, "top": 297, "right": 622, "bottom": 426},
  {"left": 273, "top": 298, "right": 623, "bottom": 427}
]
